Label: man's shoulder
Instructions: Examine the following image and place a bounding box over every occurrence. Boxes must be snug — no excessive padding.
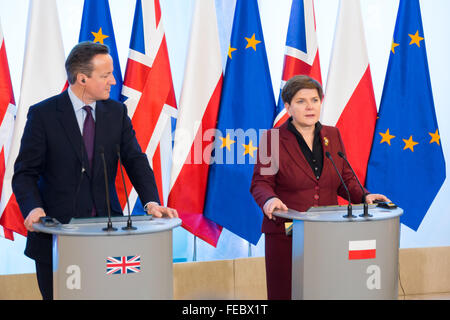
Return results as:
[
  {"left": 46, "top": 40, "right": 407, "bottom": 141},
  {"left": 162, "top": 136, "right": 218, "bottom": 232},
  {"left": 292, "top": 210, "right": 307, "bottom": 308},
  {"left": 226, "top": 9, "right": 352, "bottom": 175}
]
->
[
  {"left": 29, "top": 91, "right": 69, "bottom": 113},
  {"left": 97, "top": 98, "right": 127, "bottom": 116},
  {"left": 97, "top": 97, "right": 125, "bottom": 108}
]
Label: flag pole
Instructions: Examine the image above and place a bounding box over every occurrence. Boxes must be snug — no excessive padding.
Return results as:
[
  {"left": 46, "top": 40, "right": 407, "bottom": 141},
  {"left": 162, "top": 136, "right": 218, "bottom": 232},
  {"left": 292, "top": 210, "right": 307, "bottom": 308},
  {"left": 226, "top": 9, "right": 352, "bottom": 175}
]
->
[{"left": 193, "top": 235, "right": 197, "bottom": 262}]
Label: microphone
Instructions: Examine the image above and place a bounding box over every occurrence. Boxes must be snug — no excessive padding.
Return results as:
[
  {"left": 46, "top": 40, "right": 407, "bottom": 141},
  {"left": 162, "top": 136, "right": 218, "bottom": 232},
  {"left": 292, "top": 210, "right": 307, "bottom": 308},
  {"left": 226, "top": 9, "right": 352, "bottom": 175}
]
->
[
  {"left": 325, "top": 151, "right": 355, "bottom": 218},
  {"left": 337, "top": 151, "right": 371, "bottom": 218},
  {"left": 116, "top": 144, "right": 136, "bottom": 230},
  {"left": 100, "top": 146, "right": 117, "bottom": 231}
]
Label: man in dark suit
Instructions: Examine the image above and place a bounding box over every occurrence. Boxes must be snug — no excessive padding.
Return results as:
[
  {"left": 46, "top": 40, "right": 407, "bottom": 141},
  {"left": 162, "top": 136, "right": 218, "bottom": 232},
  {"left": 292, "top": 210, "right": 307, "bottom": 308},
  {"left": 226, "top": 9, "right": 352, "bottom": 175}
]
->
[{"left": 12, "top": 42, "right": 177, "bottom": 300}]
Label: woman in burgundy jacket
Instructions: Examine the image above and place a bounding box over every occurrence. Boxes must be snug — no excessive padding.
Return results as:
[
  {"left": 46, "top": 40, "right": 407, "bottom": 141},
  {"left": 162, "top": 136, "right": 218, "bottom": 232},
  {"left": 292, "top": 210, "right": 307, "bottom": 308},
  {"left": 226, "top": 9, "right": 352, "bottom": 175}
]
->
[{"left": 250, "top": 75, "right": 389, "bottom": 300}]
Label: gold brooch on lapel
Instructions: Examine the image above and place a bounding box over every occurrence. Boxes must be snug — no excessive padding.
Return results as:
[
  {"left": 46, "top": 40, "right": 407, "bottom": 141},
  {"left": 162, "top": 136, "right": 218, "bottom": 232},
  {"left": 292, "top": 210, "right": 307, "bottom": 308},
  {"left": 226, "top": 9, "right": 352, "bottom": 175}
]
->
[{"left": 323, "top": 137, "right": 329, "bottom": 147}]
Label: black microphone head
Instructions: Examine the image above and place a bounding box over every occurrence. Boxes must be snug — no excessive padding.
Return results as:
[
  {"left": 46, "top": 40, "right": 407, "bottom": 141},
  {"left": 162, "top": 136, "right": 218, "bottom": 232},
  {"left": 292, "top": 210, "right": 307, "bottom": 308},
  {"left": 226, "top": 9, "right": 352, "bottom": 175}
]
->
[
  {"left": 116, "top": 144, "right": 120, "bottom": 154},
  {"left": 337, "top": 151, "right": 345, "bottom": 158},
  {"left": 99, "top": 146, "right": 105, "bottom": 154},
  {"left": 325, "top": 151, "right": 331, "bottom": 158}
]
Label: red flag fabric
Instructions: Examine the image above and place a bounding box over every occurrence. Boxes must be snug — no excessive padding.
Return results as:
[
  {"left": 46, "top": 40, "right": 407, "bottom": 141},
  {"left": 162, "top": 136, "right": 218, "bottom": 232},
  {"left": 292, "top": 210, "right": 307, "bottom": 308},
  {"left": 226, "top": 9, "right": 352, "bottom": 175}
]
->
[
  {"left": 0, "top": 22, "right": 21, "bottom": 240},
  {"left": 0, "top": 0, "right": 66, "bottom": 239},
  {"left": 168, "top": 0, "right": 223, "bottom": 246},
  {"left": 320, "top": 0, "right": 377, "bottom": 186}
]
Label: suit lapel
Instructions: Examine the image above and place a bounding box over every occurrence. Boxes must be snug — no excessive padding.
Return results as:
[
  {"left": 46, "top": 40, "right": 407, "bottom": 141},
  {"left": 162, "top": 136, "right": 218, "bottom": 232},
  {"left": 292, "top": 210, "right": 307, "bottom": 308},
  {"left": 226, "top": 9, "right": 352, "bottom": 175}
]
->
[
  {"left": 279, "top": 123, "right": 317, "bottom": 182},
  {"left": 56, "top": 91, "right": 91, "bottom": 178},
  {"left": 319, "top": 126, "right": 334, "bottom": 181}
]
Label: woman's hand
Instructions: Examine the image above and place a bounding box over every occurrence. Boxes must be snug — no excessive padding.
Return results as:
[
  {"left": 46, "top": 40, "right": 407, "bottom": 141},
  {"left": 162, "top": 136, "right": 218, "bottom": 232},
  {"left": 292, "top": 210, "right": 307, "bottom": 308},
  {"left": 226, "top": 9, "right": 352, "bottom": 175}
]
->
[
  {"left": 366, "top": 193, "right": 391, "bottom": 204},
  {"left": 263, "top": 197, "right": 288, "bottom": 220}
]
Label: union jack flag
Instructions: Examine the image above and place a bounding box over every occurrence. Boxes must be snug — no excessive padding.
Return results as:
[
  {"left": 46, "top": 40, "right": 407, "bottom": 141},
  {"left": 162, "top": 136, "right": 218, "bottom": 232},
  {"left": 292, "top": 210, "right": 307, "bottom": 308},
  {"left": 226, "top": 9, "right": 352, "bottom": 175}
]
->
[
  {"left": 274, "top": 0, "right": 322, "bottom": 127},
  {"left": 116, "top": 0, "right": 177, "bottom": 212},
  {"left": 106, "top": 255, "right": 141, "bottom": 275}
]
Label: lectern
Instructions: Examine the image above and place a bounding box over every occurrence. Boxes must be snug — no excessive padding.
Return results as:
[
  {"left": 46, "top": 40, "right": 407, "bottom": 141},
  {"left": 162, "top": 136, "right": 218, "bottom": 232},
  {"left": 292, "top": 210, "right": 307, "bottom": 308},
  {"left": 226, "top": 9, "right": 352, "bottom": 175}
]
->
[
  {"left": 33, "top": 215, "right": 181, "bottom": 300},
  {"left": 274, "top": 204, "right": 403, "bottom": 300}
]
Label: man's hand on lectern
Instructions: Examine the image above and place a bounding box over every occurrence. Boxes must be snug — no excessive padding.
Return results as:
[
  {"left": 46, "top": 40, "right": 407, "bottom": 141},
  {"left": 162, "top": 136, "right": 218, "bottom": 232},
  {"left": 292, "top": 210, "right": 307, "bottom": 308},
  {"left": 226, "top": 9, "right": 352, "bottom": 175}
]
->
[
  {"left": 24, "top": 207, "right": 46, "bottom": 232},
  {"left": 145, "top": 202, "right": 178, "bottom": 218}
]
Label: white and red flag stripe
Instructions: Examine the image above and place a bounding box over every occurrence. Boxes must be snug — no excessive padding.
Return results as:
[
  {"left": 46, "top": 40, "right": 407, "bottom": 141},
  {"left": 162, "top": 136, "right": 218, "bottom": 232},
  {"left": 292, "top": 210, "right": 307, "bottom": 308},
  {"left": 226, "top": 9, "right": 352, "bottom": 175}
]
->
[
  {"left": 0, "top": 21, "right": 18, "bottom": 240},
  {"left": 0, "top": 0, "right": 66, "bottom": 240},
  {"left": 274, "top": 0, "right": 322, "bottom": 127},
  {"left": 168, "top": 0, "right": 223, "bottom": 246},
  {"left": 348, "top": 239, "right": 376, "bottom": 260},
  {"left": 117, "top": 0, "right": 177, "bottom": 210},
  {"left": 320, "top": 0, "right": 377, "bottom": 186}
]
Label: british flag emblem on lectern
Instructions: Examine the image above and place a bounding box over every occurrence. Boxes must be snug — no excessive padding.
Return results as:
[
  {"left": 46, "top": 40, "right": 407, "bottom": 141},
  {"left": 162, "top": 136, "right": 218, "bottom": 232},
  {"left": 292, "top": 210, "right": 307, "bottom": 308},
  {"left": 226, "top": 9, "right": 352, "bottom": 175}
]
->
[{"left": 106, "top": 255, "right": 141, "bottom": 275}]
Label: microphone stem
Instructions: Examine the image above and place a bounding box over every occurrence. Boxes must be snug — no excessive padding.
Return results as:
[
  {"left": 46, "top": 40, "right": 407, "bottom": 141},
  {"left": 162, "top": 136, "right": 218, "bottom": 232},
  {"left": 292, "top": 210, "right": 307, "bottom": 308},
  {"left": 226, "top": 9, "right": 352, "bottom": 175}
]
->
[
  {"left": 362, "top": 194, "right": 369, "bottom": 217},
  {"left": 338, "top": 152, "right": 372, "bottom": 218},
  {"left": 117, "top": 145, "right": 136, "bottom": 230},
  {"left": 326, "top": 152, "right": 355, "bottom": 218},
  {"left": 347, "top": 203, "right": 353, "bottom": 218},
  {"left": 101, "top": 150, "right": 117, "bottom": 232}
]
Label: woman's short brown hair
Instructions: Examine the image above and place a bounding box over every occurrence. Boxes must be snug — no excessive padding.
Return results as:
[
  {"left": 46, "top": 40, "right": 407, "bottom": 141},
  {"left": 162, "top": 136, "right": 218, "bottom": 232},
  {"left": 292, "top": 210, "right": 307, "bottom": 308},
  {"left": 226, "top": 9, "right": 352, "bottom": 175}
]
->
[{"left": 281, "top": 75, "right": 323, "bottom": 105}]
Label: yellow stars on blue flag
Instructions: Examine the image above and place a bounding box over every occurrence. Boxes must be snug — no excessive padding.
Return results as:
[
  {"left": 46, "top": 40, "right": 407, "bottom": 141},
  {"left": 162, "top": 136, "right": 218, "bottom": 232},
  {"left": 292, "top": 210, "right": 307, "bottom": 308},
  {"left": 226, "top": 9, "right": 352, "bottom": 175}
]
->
[
  {"left": 390, "top": 30, "right": 424, "bottom": 54},
  {"left": 408, "top": 30, "right": 424, "bottom": 47},
  {"left": 204, "top": 0, "right": 276, "bottom": 244},
  {"left": 429, "top": 129, "right": 441, "bottom": 145},
  {"left": 227, "top": 33, "right": 262, "bottom": 59},
  {"left": 242, "top": 140, "right": 258, "bottom": 158},
  {"left": 378, "top": 127, "right": 441, "bottom": 152},
  {"left": 219, "top": 134, "right": 235, "bottom": 151},
  {"left": 219, "top": 133, "right": 258, "bottom": 158},
  {"left": 91, "top": 27, "right": 109, "bottom": 44},
  {"left": 377, "top": 23, "right": 439, "bottom": 153},
  {"left": 391, "top": 39, "right": 399, "bottom": 54},
  {"left": 244, "top": 33, "right": 261, "bottom": 51},
  {"left": 402, "top": 135, "right": 418, "bottom": 152},
  {"left": 228, "top": 46, "right": 237, "bottom": 59},
  {"left": 379, "top": 128, "right": 395, "bottom": 145},
  {"left": 367, "top": 0, "right": 446, "bottom": 231}
]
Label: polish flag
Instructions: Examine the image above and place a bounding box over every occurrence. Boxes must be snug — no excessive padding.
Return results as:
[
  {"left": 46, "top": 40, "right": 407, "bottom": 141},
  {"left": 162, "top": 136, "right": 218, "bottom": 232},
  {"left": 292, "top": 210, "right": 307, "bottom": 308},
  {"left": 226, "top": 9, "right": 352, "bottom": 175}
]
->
[
  {"left": 274, "top": 0, "right": 322, "bottom": 127},
  {"left": 320, "top": 0, "right": 377, "bottom": 185},
  {"left": 168, "top": 0, "right": 223, "bottom": 246},
  {"left": 348, "top": 240, "right": 376, "bottom": 260},
  {"left": 0, "top": 0, "right": 67, "bottom": 239},
  {"left": 118, "top": 0, "right": 177, "bottom": 210}
]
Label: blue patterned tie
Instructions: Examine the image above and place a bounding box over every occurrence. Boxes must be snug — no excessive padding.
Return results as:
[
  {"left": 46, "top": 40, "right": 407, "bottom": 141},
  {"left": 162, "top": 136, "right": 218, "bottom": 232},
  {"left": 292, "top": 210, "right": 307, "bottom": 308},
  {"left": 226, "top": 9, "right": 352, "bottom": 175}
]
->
[{"left": 82, "top": 105, "right": 96, "bottom": 216}]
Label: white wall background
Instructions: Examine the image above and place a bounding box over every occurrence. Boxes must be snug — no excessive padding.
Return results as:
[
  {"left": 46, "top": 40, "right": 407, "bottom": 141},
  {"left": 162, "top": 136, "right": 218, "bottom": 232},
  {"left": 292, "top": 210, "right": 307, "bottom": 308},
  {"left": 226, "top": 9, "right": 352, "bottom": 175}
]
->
[{"left": 0, "top": 0, "right": 449, "bottom": 274}]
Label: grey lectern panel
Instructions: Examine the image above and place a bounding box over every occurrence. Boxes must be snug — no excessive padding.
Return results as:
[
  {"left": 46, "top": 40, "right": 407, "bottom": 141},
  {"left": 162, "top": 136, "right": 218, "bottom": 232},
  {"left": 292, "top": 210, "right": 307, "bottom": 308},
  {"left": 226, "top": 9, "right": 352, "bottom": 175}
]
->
[
  {"left": 274, "top": 205, "right": 402, "bottom": 300},
  {"left": 34, "top": 216, "right": 181, "bottom": 300}
]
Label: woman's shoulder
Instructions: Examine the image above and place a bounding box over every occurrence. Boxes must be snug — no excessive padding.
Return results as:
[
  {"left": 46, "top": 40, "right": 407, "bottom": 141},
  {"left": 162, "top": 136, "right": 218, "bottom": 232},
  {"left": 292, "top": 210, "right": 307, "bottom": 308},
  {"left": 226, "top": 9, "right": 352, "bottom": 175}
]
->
[{"left": 320, "top": 124, "right": 340, "bottom": 136}]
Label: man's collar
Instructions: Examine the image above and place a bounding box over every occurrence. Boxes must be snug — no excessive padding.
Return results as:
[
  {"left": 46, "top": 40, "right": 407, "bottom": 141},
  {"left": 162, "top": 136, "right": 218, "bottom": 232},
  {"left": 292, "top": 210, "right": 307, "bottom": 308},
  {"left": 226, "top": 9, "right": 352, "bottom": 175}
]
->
[{"left": 68, "top": 86, "right": 96, "bottom": 111}]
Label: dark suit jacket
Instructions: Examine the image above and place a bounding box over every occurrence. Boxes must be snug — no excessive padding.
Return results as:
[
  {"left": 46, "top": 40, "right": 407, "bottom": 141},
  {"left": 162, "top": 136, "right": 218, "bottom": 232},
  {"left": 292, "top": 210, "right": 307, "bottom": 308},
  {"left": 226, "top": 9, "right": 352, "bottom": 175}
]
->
[
  {"left": 12, "top": 91, "right": 160, "bottom": 263},
  {"left": 251, "top": 121, "right": 367, "bottom": 234}
]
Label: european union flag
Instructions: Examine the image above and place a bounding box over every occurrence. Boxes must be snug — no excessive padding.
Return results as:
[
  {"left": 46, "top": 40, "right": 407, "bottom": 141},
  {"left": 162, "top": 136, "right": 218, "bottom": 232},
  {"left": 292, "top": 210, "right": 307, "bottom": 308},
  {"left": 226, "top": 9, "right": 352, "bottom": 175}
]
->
[
  {"left": 366, "top": 0, "right": 446, "bottom": 231},
  {"left": 203, "top": 0, "right": 276, "bottom": 245},
  {"left": 79, "top": 0, "right": 123, "bottom": 101}
]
